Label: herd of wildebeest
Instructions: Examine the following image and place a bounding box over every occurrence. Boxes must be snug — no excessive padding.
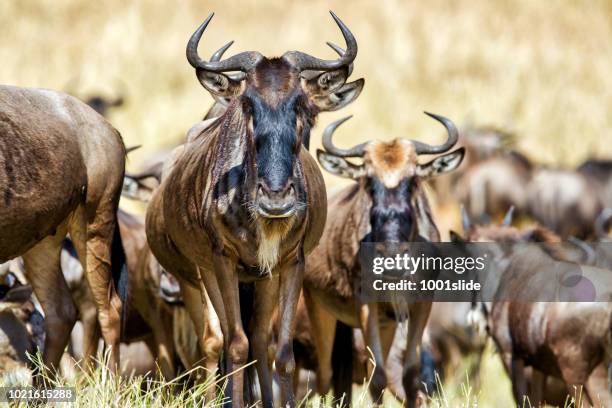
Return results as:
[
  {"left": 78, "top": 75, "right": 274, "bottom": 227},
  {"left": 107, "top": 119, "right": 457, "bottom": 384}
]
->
[{"left": 1, "top": 11, "right": 612, "bottom": 408}]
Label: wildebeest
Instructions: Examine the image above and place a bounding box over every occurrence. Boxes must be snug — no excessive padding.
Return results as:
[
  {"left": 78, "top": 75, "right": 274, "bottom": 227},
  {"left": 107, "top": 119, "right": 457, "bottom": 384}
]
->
[
  {"left": 62, "top": 209, "right": 181, "bottom": 379},
  {"left": 452, "top": 216, "right": 612, "bottom": 407},
  {"left": 526, "top": 167, "right": 602, "bottom": 238},
  {"left": 303, "top": 113, "right": 464, "bottom": 406},
  {"left": 146, "top": 12, "right": 362, "bottom": 406},
  {"left": 430, "top": 125, "right": 531, "bottom": 223},
  {"left": 578, "top": 159, "right": 612, "bottom": 209},
  {"left": 0, "top": 85, "right": 127, "bottom": 372},
  {"left": 453, "top": 151, "right": 532, "bottom": 223}
]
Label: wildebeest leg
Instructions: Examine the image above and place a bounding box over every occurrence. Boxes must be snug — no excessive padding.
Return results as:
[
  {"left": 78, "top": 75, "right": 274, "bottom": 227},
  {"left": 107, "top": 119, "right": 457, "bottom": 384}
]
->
[
  {"left": 251, "top": 276, "right": 279, "bottom": 408},
  {"left": 510, "top": 355, "right": 527, "bottom": 406},
  {"left": 357, "top": 303, "right": 387, "bottom": 402},
  {"left": 150, "top": 309, "right": 176, "bottom": 380},
  {"left": 275, "top": 251, "right": 305, "bottom": 407},
  {"left": 402, "top": 302, "right": 431, "bottom": 408},
  {"left": 80, "top": 311, "right": 102, "bottom": 370},
  {"left": 208, "top": 254, "right": 248, "bottom": 407},
  {"left": 202, "top": 289, "right": 223, "bottom": 378},
  {"left": 529, "top": 368, "right": 545, "bottom": 407},
  {"left": 179, "top": 279, "right": 223, "bottom": 395},
  {"left": 584, "top": 364, "right": 612, "bottom": 407},
  {"left": 22, "top": 230, "right": 77, "bottom": 373},
  {"left": 303, "top": 288, "right": 337, "bottom": 396},
  {"left": 70, "top": 206, "right": 122, "bottom": 371}
]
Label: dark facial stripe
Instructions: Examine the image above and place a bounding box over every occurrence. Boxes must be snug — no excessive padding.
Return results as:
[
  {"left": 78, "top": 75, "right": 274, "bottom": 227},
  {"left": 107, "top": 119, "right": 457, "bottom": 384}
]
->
[
  {"left": 248, "top": 90, "right": 300, "bottom": 192},
  {"left": 367, "top": 178, "right": 414, "bottom": 243}
]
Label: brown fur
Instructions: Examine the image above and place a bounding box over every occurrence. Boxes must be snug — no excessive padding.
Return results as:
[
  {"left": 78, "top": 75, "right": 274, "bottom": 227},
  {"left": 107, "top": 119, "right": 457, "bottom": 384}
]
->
[
  {"left": 146, "top": 53, "right": 347, "bottom": 406},
  {"left": 463, "top": 222, "right": 612, "bottom": 406},
  {"left": 0, "top": 85, "right": 126, "bottom": 373},
  {"left": 526, "top": 168, "right": 602, "bottom": 238},
  {"left": 65, "top": 209, "right": 182, "bottom": 379},
  {"left": 305, "top": 135, "right": 463, "bottom": 406}
]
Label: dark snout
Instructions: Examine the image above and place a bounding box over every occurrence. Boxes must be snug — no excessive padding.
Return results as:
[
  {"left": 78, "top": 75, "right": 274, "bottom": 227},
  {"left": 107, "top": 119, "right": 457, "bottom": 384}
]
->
[{"left": 256, "top": 181, "right": 297, "bottom": 218}]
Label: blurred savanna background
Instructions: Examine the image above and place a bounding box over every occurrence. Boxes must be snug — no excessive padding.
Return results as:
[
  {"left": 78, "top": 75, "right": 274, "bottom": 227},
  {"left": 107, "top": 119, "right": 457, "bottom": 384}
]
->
[{"left": 2, "top": 0, "right": 612, "bottom": 406}]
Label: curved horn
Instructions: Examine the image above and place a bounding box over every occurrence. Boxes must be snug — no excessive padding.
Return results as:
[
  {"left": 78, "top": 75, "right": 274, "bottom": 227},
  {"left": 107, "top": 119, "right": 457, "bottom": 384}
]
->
[
  {"left": 322, "top": 116, "right": 367, "bottom": 158},
  {"left": 186, "top": 13, "right": 262, "bottom": 72},
  {"left": 210, "top": 40, "right": 234, "bottom": 61},
  {"left": 326, "top": 42, "right": 353, "bottom": 77},
  {"left": 461, "top": 205, "right": 472, "bottom": 233},
  {"left": 209, "top": 41, "right": 246, "bottom": 82},
  {"left": 568, "top": 237, "right": 596, "bottom": 265},
  {"left": 413, "top": 112, "right": 459, "bottom": 155},
  {"left": 283, "top": 11, "right": 357, "bottom": 71},
  {"left": 502, "top": 206, "right": 515, "bottom": 226}
]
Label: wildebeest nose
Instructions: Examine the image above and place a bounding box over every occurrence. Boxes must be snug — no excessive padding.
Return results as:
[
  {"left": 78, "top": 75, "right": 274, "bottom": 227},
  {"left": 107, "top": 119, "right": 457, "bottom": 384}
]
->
[
  {"left": 258, "top": 181, "right": 295, "bottom": 198},
  {"left": 257, "top": 182, "right": 297, "bottom": 218}
]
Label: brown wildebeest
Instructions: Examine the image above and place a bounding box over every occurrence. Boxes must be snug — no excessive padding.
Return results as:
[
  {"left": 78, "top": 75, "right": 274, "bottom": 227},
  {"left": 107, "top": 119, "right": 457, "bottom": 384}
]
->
[
  {"left": 578, "top": 159, "right": 612, "bottom": 209},
  {"left": 452, "top": 216, "right": 612, "bottom": 407},
  {"left": 62, "top": 209, "right": 181, "bottom": 379},
  {"left": 146, "top": 12, "right": 362, "bottom": 407},
  {"left": 526, "top": 168, "right": 602, "bottom": 238},
  {"left": 0, "top": 85, "right": 127, "bottom": 373},
  {"left": 430, "top": 125, "right": 532, "bottom": 224},
  {"left": 453, "top": 151, "right": 532, "bottom": 223},
  {"left": 303, "top": 113, "right": 465, "bottom": 406}
]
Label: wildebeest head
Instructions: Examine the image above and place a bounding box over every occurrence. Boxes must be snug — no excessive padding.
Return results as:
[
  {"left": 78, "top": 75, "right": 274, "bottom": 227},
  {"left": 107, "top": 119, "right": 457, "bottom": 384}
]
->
[
  {"left": 317, "top": 113, "right": 465, "bottom": 242},
  {"left": 186, "top": 12, "right": 362, "bottom": 219}
]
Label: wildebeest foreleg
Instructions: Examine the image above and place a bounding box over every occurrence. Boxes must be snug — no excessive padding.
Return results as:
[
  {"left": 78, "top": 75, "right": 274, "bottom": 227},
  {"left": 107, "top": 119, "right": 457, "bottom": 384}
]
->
[
  {"left": 402, "top": 302, "right": 432, "bottom": 408},
  {"left": 177, "top": 278, "right": 222, "bottom": 399},
  {"left": 303, "top": 288, "right": 337, "bottom": 396},
  {"left": 209, "top": 254, "right": 248, "bottom": 407},
  {"left": 22, "top": 230, "right": 77, "bottom": 374},
  {"left": 358, "top": 303, "right": 387, "bottom": 402},
  {"left": 251, "top": 276, "right": 279, "bottom": 408},
  {"left": 510, "top": 355, "right": 527, "bottom": 406},
  {"left": 275, "top": 250, "right": 305, "bottom": 407}
]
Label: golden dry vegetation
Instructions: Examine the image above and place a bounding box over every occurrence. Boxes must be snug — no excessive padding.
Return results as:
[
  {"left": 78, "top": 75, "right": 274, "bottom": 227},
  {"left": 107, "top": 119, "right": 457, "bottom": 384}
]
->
[
  {"left": 2, "top": 0, "right": 612, "bottom": 187},
  {"left": 1, "top": 1, "right": 610, "bottom": 406}
]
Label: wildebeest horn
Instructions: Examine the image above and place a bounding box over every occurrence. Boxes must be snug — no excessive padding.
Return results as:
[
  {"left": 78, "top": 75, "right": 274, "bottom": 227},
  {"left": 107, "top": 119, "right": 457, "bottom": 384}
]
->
[
  {"left": 125, "top": 145, "right": 142, "bottom": 154},
  {"left": 283, "top": 11, "right": 357, "bottom": 72},
  {"left": 186, "top": 13, "right": 262, "bottom": 73},
  {"left": 502, "top": 206, "right": 515, "bottom": 226},
  {"left": 568, "top": 236, "right": 596, "bottom": 264},
  {"left": 461, "top": 205, "right": 472, "bottom": 232},
  {"left": 413, "top": 112, "right": 459, "bottom": 155},
  {"left": 322, "top": 116, "right": 367, "bottom": 158},
  {"left": 209, "top": 40, "right": 246, "bottom": 82},
  {"left": 326, "top": 42, "right": 353, "bottom": 77},
  {"left": 210, "top": 40, "right": 234, "bottom": 61}
]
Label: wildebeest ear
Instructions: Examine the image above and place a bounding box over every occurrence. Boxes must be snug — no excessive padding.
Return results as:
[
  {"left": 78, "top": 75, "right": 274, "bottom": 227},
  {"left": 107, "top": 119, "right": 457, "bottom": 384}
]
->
[
  {"left": 312, "top": 79, "right": 364, "bottom": 112},
  {"left": 416, "top": 147, "right": 465, "bottom": 178},
  {"left": 316, "top": 149, "right": 366, "bottom": 179},
  {"left": 196, "top": 69, "right": 242, "bottom": 98},
  {"left": 305, "top": 67, "right": 349, "bottom": 94}
]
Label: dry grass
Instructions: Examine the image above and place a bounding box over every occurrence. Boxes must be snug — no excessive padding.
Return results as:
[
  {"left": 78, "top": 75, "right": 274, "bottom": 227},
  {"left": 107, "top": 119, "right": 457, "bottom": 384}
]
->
[
  {"left": 2, "top": 0, "right": 612, "bottom": 192},
  {"left": 2, "top": 1, "right": 610, "bottom": 405}
]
